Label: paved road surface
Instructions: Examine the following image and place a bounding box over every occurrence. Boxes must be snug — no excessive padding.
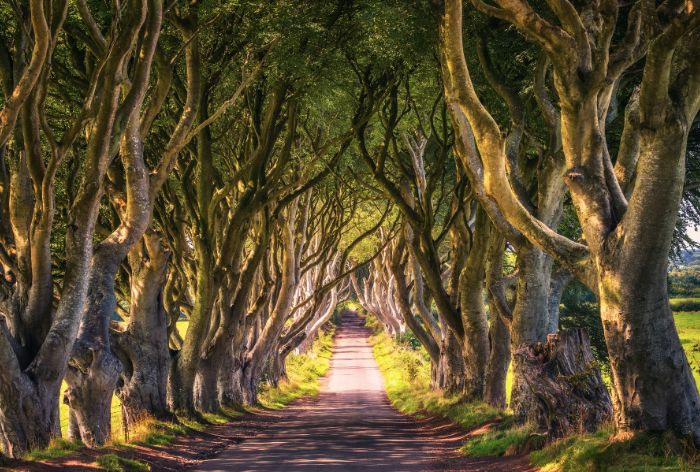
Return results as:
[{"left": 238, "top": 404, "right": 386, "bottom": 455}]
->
[{"left": 195, "top": 312, "right": 533, "bottom": 471}]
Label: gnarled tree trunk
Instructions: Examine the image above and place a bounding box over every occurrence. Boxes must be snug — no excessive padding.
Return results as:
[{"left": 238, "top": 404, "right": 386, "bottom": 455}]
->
[
  {"left": 511, "top": 329, "right": 612, "bottom": 439},
  {"left": 114, "top": 231, "right": 173, "bottom": 430},
  {"left": 432, "top": 330, "right": 467, "bottom": 394}
]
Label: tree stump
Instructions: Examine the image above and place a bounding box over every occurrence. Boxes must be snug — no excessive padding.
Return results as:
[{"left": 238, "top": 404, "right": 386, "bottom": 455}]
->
[{"left": 511, "top": 328, "right": 612, "bottom": 440}]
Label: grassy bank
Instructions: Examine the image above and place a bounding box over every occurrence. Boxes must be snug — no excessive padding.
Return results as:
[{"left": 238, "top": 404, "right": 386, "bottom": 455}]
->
[
  {"left": 368, "top": 321, "right": 502, "bottom": 431},
  {"left": 367, "top": 313, "right": 699, "bottom": 471},
  {"left": 258, "top": 327, "right": 334, "bottom": 409},
  {"left": 27, "top": 325, "right": 335, "bottom": 467},
  {"left": 530, "top": 427, "right": 698, "bottom": 472}
]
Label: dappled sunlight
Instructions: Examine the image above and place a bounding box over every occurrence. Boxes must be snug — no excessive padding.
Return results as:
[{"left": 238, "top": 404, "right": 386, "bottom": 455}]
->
[{"left": 196, "top": 312, "right": 533, "bottom": 472}]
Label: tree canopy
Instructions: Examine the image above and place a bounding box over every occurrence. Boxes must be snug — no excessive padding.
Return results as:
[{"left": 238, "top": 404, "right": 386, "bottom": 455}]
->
[{"left": 0, "top": 0, "right": 699, "bottom": 460}]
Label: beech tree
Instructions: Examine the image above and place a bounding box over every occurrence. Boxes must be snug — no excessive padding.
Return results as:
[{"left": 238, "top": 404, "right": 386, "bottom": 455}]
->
[{"left": 440, "top": 0, "right": 700, "bottom": 442}]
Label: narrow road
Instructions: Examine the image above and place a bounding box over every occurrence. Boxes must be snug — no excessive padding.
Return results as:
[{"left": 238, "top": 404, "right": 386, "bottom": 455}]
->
[{"left": 195, "top": 312, "right": 534, "bottom": 471}]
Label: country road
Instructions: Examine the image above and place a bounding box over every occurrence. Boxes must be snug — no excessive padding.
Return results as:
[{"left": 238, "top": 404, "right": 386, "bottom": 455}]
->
[{"left": 195, "top": 313, "right": 534, "bottom": 472}]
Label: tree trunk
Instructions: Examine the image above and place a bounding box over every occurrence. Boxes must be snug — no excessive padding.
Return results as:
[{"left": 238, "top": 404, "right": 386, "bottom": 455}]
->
[
  {"left": 484, "top": 234, "right": 512, "bottom": 409},
  {"left": 484, "top": 312, "right": 511, "bottom": 409},
  {"left": 511, "top": 328, "right": 612, "bottom": 439},
  {"left": 432, "top": 331, "right": 466, "bottom": 394},
  {"left": 459, "top": 210, "right": 496, "bottom": 400},
  {"left": 217, "top": 354, "right": 245, "bottom": 408},
  {"left": 593, "top": 121, "right": 700, "bottom": 442},
  {"left": 193, "top": 357, "right": 220, "bottom": 413},
  {"left": 114, "top": 232, "right": 172, "bottom": 430},
  {"left": 0, "top": 372, "right": 59, "bottom": 458},
  {"left": 458, "top": 242, "right": 490, "bottom": 399},
  {"left": 266, "top": 348, "right": 287, "bottom": 388},
  {"left": 547, "top": 269, "right": 572, "bottom": 334},
  {"left": 511, "top": 245, "right": 552, "bottom": 347},
  {"left": 63, "top": 259, "right": 124, "bottom": 447},
  {"left": 599, "top": 269, "right": 700, "bottom": 442},
  {"left": 239, "top": 360, "right": 260, "bottom": 406},
  {"left": 168, "top": 260, "right": 215, "bottom": 415},
  {"left": 509, "top": 244, "right": 554, "bottom": 415}
]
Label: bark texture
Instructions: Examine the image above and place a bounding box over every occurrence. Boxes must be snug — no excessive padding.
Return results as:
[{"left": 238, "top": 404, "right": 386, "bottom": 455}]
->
[
  {"left": 511, "top": 329, "right": 612, "bottom": 439},
  {"left": 114, "top": 231, "right": 172, "bottom": 429}
]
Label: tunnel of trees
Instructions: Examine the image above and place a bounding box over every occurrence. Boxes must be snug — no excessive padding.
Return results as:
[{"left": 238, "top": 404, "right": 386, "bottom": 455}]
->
[{"left": 0, "top": 0, "right": 699, "bottom": 461}]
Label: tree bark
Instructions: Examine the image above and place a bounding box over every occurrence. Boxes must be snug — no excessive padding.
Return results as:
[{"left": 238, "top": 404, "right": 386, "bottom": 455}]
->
[
  {"left": 0, "top": 341, "right": 60, "bottom": 457},
  {"left": 547, "top": 269, "right": 572, "bottom": 334},
  {"left": 484, "top": 234, "right": 511, "bottom": 409},
  {"left": 114, "top": 231, "right": 173, "bottom": 430},
  {"left": 511, "top": 329, "right": 612, "bottom": 439},
  {"left": 457, "top": 209, "right": 491, "bottom": 400},
  {"left": 432, "top": 330, "right": 467, "bottom": 394},
  {"left": 63, "top": 256, "right": 124, "bottom": 445},
  {"left": 509, "top": 245, "right": 555, "bottom": 415}
]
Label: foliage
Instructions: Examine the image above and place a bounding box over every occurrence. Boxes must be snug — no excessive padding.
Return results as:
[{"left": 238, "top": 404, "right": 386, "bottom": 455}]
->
[
  {"left": 670, "top": 298, "right": 700, "bottom": 313},
  {"left": 669, "top": 267, "right": 700, "bottom": 298}
]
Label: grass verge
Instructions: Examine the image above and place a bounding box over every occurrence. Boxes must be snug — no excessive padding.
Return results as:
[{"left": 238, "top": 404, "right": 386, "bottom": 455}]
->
[
  {"left": 531, "top": 427, "right": 699, "bottom": 471},
  {"left": 258, "top": 327, "right": 334, "bottom": 409},
  {"left": 368, "top": 325, "right": 502, "bottom": 431},
  {"left": 23, "top": 438, "right": 82, "bottom": 461},
  {"left": 462, "top": 421, "right": 538, "bottom": 457}
]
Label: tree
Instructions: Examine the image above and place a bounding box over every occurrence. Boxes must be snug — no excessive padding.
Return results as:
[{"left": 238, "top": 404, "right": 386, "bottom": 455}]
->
[{"left": 440, "top": 0, "right": 700, "bottom": 442}]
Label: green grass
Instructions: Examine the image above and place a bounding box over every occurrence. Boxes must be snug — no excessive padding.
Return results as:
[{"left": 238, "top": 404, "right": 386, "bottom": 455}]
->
[
  {"left": 258, "top": 327, "right": 334, "bottom": 409},
  {"left": 23, "top": 438, "right": 82, "bottom": 461},
  {"left": 463, "top": 423, "right": 538, "bottom": 457},
  {"left": 531, "top": 427, "right": 698, "bottom": 471},
  {"left": 96, "top": 453, "right": 150, "bottom": 471},
  {"left": 674, "top": 311, "right": 700, "bottom": 387},
  {"left": 369, "top": 327, "right": 502, "bottom": 431}
]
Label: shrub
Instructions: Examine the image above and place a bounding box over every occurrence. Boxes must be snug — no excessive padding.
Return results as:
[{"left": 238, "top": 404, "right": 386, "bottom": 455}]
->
[{"left": 670, "top": 297, "right": 700, "bottom": 312}]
